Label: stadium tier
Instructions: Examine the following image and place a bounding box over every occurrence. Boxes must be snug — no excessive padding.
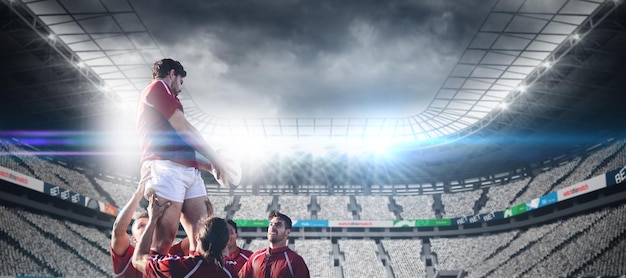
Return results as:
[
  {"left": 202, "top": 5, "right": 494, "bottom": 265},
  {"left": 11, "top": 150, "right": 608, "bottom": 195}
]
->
[{"left": 1, "top": 137, "right": 626, "bottom": 277}]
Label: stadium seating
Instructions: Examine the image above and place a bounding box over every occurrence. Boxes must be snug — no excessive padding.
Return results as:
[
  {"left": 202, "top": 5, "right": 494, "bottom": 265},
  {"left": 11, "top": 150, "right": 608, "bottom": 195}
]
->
[
  {"left": 294, "top": 239, "right": 334, "bottom": 278},
  {"left": 593, "top": 140, "right": 626, "bottom": 177},
  {"left": 511, "top": 158, "right": 580, "bottom": 205},
  {"left": 0, "top": 205, "right": 108, "bottom": 277},
  {"left": 235, "top": 196, "right": 274, "bottom": 219},
  {"left": 479, "top": 177, "right": 530, "bottom": 213},
  {"left": 382, "top": 239, "right": 426, "bottom": 278},
  {"left": 580, "top": 231, "right": 626, "bottom": 276},
  {"left": 1, "top": 139, "right": 105, "bottom": 202},
  {"left": 209, "top": 195, "right": 234, "bottom": 218},
  {"left": 468, "top": 221, "right": 562, "bottom": 278},
  {"left": 553, "top": 140, "right": 624, "bottom": 191},
  {"left": 2, "top": 138, "right": 626, "bottom": 277},
  {"left": 394, "top": 195, "right": 436, "bottom": 219},
  {"left": 355, "top": 195, "right": 396, "bottom": 220},
  {"left": 431, "top": 231, "right": 518, "bottom": 273},
  {"left": 94, "top": 177, "right": 137, "bottom": 207},
  {"left": 525, "top": 203, "right": 626, "bottom": 277},
  {"left": 484, "top": 209, "right": 608, "bottom": 277},
  {"left": 316, "top": 196, "right": 353, "bottom": 220},
  {"left": 278, "top": 195, "right": 312, "bottom": 220},
  {"left": 338, "top": 239, "right": 387, "bottom": 277},
  {"left": 0, "top": 240, "right": 53, "bottom": 276},
  {"left": 441, "top": 189, "right": 483, "bottom": 218}
]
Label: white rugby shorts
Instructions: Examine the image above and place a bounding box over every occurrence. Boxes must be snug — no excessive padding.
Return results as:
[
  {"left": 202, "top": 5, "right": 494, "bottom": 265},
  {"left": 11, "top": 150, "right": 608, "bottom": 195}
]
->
[{"left": 141, "top": 160, "right": 207, "bottom": 203}]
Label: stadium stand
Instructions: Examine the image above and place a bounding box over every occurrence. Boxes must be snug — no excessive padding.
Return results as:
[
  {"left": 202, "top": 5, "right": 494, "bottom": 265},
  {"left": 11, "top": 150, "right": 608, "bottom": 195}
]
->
[
  {"left": 1, "top": 138, "right": 626, "bottom": 277},
  {"left": 93, "top": 177, "right": 136, "bottom": 208},
  {"left": 248, "top": 238, "right": 269, "bottom": 253},
  {"left": 525, "top": 203, "right": 626, "bottom": 277},
  {"left": 355, "top": 195, "right": 396, "bottom": 220},
  {"left": 1, "top": 139, "right": 105, "bottom": 202},
  {"left": 295, "top": 239, "right": 335, "bottom": 278},
  {"left": 510, "top": 158, "right": 580, "bottom": 205},
  {"left": 64, "top": 221, "right": 111, "bottom": 252},
  {"left": 431, "top": 231, "right": 518, "bottom": 273},
  {"left": 485, "top": 209, "right": 609, "bottom": 278},
  {"left": 0, "top": 205, "right": 108, "bottom": 277},
  {"left": 552, "top": 140, "right": 625, "bottom": 191},
  {"left": 209, "top": 194, "right": 234, "bottom": 218},
  {"left": 468, "top": 221, "right": 562, "bottom": 278},
  {"left": 316, "top": 196, "right": 353, "bottom": 220},
  {"left": 15, "top": 210, "right": 111, "bottom": 275},
  {"left": 235, "top": 195, "right": 275, "bottom": 219},
  {"left": 479, "top": 177, "right": 530, "bottom": 213},
  {"left": 338, "top": 239, "right": 387, "bottom": 277},
  {"left": 394, "top": 195, "right": 436, "bottom": 219},
  {"left": 0, "top": 240, "right": 53, "bottom": 276},
  {"left": 382, "top": 239, "right": 426, "bottom": 278},
  {"left": 441, "top": 189, "right": 483, "bottom": 218},
  {"left": 593, "top": 140, "right": 626, "bottom": 178},
  {"left": 580, "top": 231, "right": 626, "bottom": 276},
  {"left": 278, "top": 195, "right": 312, "bottom": 220}
]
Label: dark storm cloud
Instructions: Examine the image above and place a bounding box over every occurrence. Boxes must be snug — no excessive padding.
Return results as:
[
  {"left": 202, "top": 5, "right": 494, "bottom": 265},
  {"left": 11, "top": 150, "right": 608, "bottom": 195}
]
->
[{"left": 131, "top": 0, "right": 494, "bottom": 117}]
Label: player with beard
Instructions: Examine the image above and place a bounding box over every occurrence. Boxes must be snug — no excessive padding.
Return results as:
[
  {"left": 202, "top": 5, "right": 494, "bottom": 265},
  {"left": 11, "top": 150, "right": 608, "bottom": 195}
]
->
[
  {"left": 238, "top": 211, "right": 310, "bottom": 278},
  {"left": 136, "top": 58, "right": 227, "bottom": 255}
]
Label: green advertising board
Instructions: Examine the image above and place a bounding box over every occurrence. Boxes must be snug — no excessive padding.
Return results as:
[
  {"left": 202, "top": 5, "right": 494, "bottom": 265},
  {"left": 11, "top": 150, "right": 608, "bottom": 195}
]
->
[
  {"left": 234, "top": 219, "right": 269, "bottom": 227},
  {"left": 393, "top": 218, "right": 451, "bottom": 227},
  {"left": 503, "top": 203, "right": 527, "bottom": 218}
]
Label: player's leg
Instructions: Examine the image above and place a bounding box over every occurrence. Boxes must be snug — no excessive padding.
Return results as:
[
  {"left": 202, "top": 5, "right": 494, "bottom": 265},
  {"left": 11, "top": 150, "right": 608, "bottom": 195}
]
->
[
  {"left": 180, "top": 169, "right": 209, "bottom": 252},
  {"left": 205, "top": 196, "right": 214, "bottom": 218},
  {"left": 142, "top": 160, "right": 187, "bottom": 255},
  {"left": 180, "top": 196, "right": 208, "bottom": 252},
  {"left": 151, "top": 197, "right": 183, "bottom": 254}
]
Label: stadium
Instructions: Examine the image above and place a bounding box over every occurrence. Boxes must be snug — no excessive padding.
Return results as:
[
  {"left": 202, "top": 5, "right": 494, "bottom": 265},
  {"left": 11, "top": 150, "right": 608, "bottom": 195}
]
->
[{"left": 1, "top": 0, "right": 626, "bottom": 277}]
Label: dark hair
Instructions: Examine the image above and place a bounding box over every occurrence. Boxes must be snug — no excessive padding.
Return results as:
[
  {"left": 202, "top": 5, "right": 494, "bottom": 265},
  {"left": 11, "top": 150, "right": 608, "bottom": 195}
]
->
[
  {"left": 227, "top": 219, "right": 238, "bottom": 234},
  {"left": 197, "top": 217, "right": 229, "bottom": 266},
  {"left": 152, "top": 58, "right": 187, "bottom": 79},
  {"left": 268, "top": 211, "right": 292, "bottom": 230},
  {"left": 135, "top": 212, "right": 149, "bottom": 220}
]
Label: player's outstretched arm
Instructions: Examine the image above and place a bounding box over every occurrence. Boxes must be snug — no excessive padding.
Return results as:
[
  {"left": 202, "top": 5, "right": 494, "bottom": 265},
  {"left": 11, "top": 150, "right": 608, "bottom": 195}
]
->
[
  {"left": 111, "top": 179, "right": 145, "bottom": 255},
  {"left": 168, "top": 109, "right": 227, "bottom": 180},
  {"left": 132, "top": 194, "right": 170, "bottom": 275}
]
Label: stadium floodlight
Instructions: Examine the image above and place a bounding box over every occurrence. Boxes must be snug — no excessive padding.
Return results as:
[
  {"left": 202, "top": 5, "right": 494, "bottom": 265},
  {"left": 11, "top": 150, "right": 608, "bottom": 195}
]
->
[
  {"left": 541, "top": 61, "right": 552, "bottom": 69},
  {"left": 47, "top": 33, "right": 56, "bottom": 41},
  {"left": 571, "top": 33, "right": 581, "bottom": 41},
  {"left": 516, "top": 85, "right": 527, "bottom": 93},
  {"left": 76, "top": 61, "right": 86, "bottom": 68},
  {"left": 499, "top": 102, "right": 508, "bottom": 110}
]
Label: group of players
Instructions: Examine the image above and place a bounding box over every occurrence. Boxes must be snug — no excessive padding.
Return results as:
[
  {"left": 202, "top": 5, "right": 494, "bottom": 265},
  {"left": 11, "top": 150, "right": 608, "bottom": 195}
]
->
[{"left": 110, "top": 59, "right": 310, "bottom": 277}]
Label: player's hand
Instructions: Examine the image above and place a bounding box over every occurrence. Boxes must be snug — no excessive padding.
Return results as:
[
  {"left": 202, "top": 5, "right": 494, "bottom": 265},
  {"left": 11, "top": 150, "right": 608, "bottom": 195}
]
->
[
  {"left": 147, "top": 193, "right": 170, "bottom": 220},
  {"left": 137, "top": 163, "right": 152, "bottom": 196},
  {"left": 210, "top": 157, "right": 228, "bottom": 184},
  {"left": 197, "top": 158, "right": 214, "bottom": 173}
]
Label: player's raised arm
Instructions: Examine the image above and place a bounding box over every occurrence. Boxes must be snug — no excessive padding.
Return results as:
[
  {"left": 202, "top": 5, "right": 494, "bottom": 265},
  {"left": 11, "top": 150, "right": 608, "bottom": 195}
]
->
[
  {"left": 110, "top": 178, "right": 145, "bottom": 255},
  {"left": 132, "top": 194, "right": 170, "bottom": 274}
]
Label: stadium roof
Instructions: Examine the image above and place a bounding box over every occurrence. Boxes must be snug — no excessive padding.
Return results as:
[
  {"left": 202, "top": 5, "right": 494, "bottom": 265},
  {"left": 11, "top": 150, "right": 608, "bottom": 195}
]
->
[{"left": 1, "top": 0, "right": 625, "bottom": 179}]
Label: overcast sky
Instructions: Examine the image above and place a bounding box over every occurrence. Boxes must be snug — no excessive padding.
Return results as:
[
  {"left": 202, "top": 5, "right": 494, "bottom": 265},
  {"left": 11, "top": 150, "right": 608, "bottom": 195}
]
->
[{"left": 131, "top": 0, "right": 495, "bottom": 118}]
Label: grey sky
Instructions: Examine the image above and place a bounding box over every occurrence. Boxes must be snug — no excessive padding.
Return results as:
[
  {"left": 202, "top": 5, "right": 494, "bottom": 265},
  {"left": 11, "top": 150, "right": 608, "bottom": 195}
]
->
[{"left": 131, "top": 0, "right": 495, "bottom": 118}]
